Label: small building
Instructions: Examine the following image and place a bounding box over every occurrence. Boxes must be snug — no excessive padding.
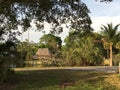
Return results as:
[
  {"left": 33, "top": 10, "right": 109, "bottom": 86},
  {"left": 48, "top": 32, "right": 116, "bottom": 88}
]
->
[{"left": 33, "top": 48, "right": 53, "bottom": 60}]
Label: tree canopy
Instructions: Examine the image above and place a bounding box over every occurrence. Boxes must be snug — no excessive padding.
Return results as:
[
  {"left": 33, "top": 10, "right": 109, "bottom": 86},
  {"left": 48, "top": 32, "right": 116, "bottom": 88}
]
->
[
  {"left": 0, "top": 0, "right": 103, "bottom": 41},
  {"left": 96, "top": 0, "right": 113, "bottom": 2},
  {"left": 39, "top": 34, "right": 62, "bottom": 54},
  {"left": 0, "top": 0, "right": 114, "bottom": 41}
]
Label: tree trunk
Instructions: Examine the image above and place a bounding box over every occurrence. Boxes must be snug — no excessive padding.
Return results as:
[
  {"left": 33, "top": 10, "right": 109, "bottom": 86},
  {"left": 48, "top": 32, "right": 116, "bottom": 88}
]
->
[
  {"left": 107, "top": 49, "right": 109, "bottom": 58},
  {"left": 109, "top": 43, "right": 113, "bottom": 66}
]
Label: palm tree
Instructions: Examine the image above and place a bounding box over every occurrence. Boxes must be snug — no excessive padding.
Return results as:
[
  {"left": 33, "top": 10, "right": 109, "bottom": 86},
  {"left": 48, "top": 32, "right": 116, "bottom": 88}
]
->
[{"left": 101, "top": 23, "right": 120, "bottom": 66}]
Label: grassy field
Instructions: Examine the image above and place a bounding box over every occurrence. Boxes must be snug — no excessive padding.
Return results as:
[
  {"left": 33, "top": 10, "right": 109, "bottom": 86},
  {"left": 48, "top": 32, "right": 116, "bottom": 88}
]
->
[{"left": 1, "top": 68, "right": 120, "bottom": 90}]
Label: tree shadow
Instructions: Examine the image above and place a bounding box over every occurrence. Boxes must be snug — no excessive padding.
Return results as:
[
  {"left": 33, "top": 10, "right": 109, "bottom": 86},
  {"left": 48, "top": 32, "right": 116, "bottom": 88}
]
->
[{"left": 4, "top": 69, "right": 111, "bottom": 90}]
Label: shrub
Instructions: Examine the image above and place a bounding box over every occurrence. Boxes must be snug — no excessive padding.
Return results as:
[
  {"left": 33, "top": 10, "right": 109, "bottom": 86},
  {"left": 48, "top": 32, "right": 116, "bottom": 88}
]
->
[
  {"left": 103, "top": 59, "right": 110, "bottom": 66},
  {"left": 113, "top": 54, "right": 120, "bottom": 66},
  {"left": 0, "top": 55, "right": 14, "bottom": 83}
]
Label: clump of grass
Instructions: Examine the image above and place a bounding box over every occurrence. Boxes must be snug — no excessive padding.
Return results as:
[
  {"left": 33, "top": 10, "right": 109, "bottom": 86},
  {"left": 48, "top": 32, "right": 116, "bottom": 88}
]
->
[{"left": 104, "top": 74, "right": 120, "bottom": 90}]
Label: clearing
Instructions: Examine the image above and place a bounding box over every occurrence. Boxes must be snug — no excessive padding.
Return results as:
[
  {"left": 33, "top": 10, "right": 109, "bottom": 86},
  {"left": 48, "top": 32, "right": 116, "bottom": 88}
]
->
[{"left": 1, "top": 67, "right": 120, "bottom": 90}]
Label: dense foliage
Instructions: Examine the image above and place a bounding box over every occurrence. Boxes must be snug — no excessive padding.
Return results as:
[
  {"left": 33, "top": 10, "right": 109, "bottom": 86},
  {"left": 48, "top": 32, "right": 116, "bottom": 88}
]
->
[
  {"left": 0, "top": 40, "right": 16, "bottom": 82},
  {"left": 39, "top": 34, "right": 62, "bottom": 53},
  {"left": 62, "top": 30, "right": 104, "bottom": 66},
  {"left": 16, "top": 40, "right": 37, "bottom": 67}
]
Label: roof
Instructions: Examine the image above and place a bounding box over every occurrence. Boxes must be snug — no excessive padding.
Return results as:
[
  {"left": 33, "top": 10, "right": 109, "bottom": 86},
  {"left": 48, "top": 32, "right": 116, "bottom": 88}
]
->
[
  {"left": 36, "top": 48, "right": 51, "bottom": 56},
  {"left": 33, "top": 48, "right": 52, "bottom": 60}
]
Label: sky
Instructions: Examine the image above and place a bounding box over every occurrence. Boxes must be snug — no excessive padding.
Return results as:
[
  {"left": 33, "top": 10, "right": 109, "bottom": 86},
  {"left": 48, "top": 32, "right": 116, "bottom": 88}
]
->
[
  {"left": 18, "top": 0, "right": 120, "bottom": 43},
  {"left": 84, "top": 0, "right": 120, "bottom": 31}
]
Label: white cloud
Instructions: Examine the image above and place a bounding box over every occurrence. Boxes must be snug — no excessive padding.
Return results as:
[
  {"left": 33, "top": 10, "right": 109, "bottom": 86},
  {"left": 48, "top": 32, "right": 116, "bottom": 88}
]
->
[
  {"left": 84, "top": 0, "right": 120, "bottom": 17},
  {"left": 91, "top": 16, "right": 120, "bottom": 32}
]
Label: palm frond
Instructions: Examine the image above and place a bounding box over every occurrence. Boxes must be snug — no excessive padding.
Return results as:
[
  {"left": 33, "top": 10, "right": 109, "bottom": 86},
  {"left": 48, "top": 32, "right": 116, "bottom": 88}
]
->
[{"left": 101, "top": 23, "right": 120, "bottom": 43}]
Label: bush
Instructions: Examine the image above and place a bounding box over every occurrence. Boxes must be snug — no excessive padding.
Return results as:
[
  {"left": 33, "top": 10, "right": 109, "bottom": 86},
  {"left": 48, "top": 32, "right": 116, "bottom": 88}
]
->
[
  {"left": 0, "top": 56, "right": 14, "bottom": 83},
  {"left": 103, "top": 59, "right": 110, "bottom": 66},
  {"left": 0, "top": 61, "right": 8, "bottom": 82},
  {"left": 113, "top": 54, "right": 120, "bottom": 66}
]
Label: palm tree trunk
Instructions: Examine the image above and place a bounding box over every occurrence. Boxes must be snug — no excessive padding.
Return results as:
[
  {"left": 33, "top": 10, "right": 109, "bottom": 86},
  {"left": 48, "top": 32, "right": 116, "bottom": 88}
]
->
[{"left": 109, "top": 43, "right": 113, "bottom": 66}]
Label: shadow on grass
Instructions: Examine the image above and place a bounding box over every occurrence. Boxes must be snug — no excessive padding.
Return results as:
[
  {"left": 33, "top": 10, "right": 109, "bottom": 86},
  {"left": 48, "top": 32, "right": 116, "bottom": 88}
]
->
[{"left": 5, "top": 69, "right": 111, "bottom": 90}]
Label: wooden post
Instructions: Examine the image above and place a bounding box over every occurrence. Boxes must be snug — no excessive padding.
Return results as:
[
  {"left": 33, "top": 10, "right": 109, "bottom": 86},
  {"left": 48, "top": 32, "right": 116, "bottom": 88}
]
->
[{"left": 119, "top": 63, "right": 120, "bottom": 74}]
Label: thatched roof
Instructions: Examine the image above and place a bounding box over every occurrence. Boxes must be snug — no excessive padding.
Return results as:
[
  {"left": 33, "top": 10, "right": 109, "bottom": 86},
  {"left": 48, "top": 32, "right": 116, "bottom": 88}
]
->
[
  {"left": 33, "top": 48, "right": 52, "bottom": 60},
  {"left": 36, "top": 48, "right": 51, "bottom": 56}
]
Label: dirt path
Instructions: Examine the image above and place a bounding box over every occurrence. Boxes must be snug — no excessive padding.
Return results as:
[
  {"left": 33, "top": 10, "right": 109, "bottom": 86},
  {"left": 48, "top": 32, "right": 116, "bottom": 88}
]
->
[{"left": 14, "top": 66, "right": 118, "bottom": 73}]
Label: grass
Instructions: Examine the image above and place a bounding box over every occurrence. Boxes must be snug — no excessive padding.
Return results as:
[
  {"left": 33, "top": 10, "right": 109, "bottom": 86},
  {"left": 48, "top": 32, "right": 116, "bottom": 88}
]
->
[{"left": 1, "top": 68, "right": 120, "bottom": 90}]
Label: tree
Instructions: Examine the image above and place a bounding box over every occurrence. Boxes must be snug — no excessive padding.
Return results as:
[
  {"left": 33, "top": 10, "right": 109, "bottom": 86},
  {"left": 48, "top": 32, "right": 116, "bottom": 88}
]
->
[
  {"left": 0, "top": 40, "right": 16, "bottom": 82},
  {"left": 0, "top": 0, "right": 92, "bottom": 34},
  {"left": 0, "top": 0, "right": 114, "bottom": 38},
  {"left": 101, "top": 23, "right": 120, "bottom": 66},
  {"left": 39, "top": 34, "right": 62, "bottom": 55},
  {"left": 16, "top": 40, "right": 36, "bottom": 67},
  {"left": 63, "top": 30, "right": 104, "bottom": 66},
  {"left": 38, "top": 34, "right": 62, "bottom": 66},
  {"left": 0, "top": 0, "right": 113, "bottom": 43}
]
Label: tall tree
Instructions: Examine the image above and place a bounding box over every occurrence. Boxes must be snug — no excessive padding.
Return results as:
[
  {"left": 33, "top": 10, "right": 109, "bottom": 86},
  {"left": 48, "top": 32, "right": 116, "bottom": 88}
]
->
[
  {"left": 101, "top": 23, "right": 120, "bottom": 66},
  {"left": 39, "top": 34, "right": 62, "bottom": 55}
]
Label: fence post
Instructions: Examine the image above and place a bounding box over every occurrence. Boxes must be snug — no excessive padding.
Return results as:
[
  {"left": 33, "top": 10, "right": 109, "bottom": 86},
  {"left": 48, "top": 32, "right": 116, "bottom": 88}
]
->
[{"left": 119, "top": 63, "right": 120, "bottom": 74}]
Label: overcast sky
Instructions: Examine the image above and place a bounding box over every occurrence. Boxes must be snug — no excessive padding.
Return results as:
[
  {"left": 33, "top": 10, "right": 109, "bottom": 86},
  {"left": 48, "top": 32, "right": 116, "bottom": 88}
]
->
[{"left": 18, "top": 0, "right": 120, "bottom": 43}]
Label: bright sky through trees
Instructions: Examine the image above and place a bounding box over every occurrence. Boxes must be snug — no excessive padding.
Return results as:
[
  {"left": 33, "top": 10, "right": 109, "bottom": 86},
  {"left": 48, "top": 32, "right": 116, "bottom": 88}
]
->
[{"left": 17, "top": 0, "right": 120, "bottom": 43}]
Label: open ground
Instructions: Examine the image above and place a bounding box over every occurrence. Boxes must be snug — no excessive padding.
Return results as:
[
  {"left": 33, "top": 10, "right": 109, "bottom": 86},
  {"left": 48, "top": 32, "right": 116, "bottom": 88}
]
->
[{"left": 1, "top": 66, "right": 120, "bottom": 90}]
